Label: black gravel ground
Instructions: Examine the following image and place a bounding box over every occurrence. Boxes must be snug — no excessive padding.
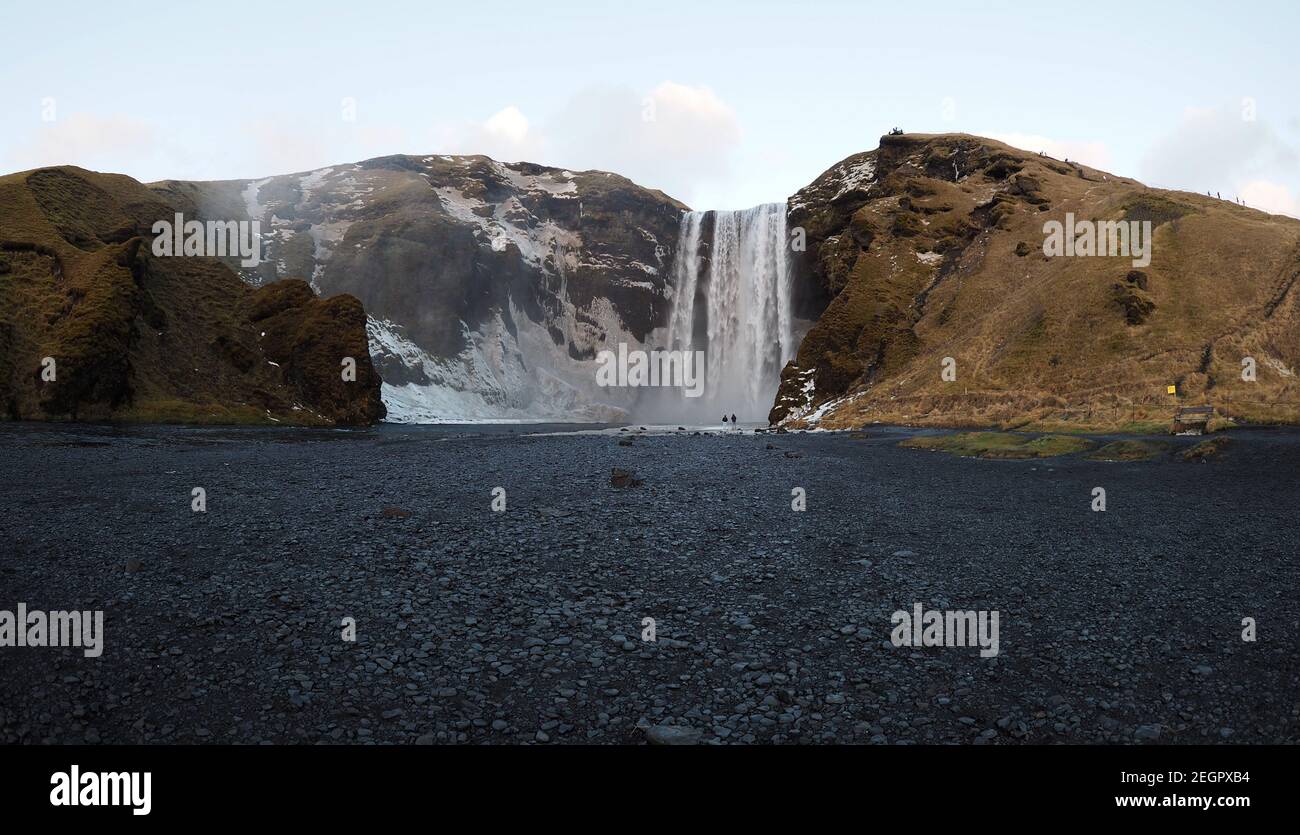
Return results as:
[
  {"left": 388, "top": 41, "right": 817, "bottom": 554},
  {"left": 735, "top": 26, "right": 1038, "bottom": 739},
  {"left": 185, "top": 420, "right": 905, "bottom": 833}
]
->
[{"left": 1, "top": 422, "right": 1297, "bottom": 745}]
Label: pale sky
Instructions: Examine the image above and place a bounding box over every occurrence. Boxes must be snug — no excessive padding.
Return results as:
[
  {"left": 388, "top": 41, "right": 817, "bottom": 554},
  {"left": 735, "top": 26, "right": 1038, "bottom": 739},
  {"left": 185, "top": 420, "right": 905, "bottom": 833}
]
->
[{"left": 3, "top": 0, "right": 1298, "bottom": 215}]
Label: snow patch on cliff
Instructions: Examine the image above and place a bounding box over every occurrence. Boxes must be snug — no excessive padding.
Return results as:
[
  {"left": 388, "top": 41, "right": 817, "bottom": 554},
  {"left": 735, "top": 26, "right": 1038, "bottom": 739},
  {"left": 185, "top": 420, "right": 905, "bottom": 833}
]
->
[
  {"left": 832, "top": 157, "right": 877, "bottom": 200},
  {"left": 495, "top": 161, "right": 579, "bottom": 197},
  {"left": 434, "top": 185, "right": 581, "bottom": 270},
  {"left": 241, "top": 177, "right": 273, "bottom": 222},
  {"left": 298, "top": 167, "right": 334, "bottom": 203},
  {"left": 369, "top": 307, "right": 637, "bottom": 424}
]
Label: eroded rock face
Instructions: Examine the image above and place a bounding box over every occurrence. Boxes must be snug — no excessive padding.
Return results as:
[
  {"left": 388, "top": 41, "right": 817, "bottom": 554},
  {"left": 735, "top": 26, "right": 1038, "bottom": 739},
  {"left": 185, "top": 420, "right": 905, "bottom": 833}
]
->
[
  {"left": 0, "top": 166, "right": 384, "bottom": 426},
  {"left": 771, "top": 133, "right": 1300, "bottom": 430},
  {"left": 243, "top": 280, "right": 385, "bottom": 426},
  {"left": 160, "top": 155, "right": 688, "bottom": 422}
]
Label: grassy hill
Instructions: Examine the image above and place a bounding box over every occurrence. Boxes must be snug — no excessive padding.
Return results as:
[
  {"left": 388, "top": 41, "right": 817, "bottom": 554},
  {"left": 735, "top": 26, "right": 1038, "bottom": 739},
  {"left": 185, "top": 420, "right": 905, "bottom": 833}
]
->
[
  {"left": 772, "top": 133, "right": 1300, "bottom": 431},
  {"left": 0, "top": 166, "right": 384, "bottom": 425}
]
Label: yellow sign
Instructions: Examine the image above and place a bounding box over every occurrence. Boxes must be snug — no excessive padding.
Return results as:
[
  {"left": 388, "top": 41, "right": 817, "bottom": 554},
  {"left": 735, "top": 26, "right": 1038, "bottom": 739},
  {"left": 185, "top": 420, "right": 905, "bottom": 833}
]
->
[{"left": 1166, "top": 385, "right": 1177, "bottom": 394}]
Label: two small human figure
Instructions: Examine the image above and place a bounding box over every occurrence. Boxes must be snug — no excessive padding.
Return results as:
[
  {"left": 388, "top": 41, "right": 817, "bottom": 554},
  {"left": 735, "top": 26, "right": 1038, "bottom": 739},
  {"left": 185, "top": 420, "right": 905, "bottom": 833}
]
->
[{"left": 722, "top": 413, "right": 738, "bottom": 431}]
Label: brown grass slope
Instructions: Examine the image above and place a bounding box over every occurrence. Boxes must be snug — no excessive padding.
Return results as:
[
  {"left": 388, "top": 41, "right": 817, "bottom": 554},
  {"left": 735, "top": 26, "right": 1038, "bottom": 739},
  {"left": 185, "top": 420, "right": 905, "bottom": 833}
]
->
[
  {"left": 772, "top": 133, "right": 1300, "bottom": 431},
  {"left": 0, "top": 166, "right": 384, "bottom": 425}
]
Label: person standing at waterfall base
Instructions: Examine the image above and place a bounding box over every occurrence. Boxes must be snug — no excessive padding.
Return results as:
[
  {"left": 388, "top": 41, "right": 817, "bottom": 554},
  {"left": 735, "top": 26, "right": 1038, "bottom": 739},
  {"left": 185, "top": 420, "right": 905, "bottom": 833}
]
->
[{"left": 731, "top": 414, "right": 737, "bottom": 431}]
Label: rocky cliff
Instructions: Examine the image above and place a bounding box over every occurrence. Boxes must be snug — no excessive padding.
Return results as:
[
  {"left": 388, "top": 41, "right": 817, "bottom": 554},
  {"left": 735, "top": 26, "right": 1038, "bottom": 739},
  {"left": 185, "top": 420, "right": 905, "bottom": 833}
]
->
[
  {"left": 771, "top": 133, "right": 1300, "bottom": 431},
  {"left": 157, "top": 155, "right": 688, "bottom": 422},
  {"left": 0, "top": 166, "right": 384, "bottom": 425},
  {"left": 15, "top": 136, "right": 1293, "bottom": 431}
]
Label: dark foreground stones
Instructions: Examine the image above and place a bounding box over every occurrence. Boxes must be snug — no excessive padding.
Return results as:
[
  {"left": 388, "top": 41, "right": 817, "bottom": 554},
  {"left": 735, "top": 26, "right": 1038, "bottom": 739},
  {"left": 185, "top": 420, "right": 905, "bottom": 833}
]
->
[{"left": 0, "top": 422, "right": 1297, "bottom": 745}]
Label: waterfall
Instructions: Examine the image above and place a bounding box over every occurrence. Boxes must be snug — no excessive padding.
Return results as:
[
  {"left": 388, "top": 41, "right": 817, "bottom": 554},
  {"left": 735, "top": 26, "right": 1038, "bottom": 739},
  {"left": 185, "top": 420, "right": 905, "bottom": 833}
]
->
[{"left": 662, "top": 203, "right": 796, "bottom": 422}]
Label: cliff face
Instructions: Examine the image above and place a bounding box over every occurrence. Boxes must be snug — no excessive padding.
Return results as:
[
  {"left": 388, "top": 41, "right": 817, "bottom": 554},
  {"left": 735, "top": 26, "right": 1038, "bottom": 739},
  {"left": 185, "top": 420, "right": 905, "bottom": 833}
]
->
[
  {"left": 0, "top": 166, "right": 384, "bottom": 425},
  {"left": 771, "top": 133, "right": 1300, "bottom": 431},
  {"left": 159, "top": 155, "right": 688, "bottom": 422},
  {"left": 18, "top": 138, "right": 1293, "bottom": 431}
]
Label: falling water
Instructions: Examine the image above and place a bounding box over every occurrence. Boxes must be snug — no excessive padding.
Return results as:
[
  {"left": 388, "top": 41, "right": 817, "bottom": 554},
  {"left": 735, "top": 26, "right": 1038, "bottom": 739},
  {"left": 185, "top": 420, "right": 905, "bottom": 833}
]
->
[{"left": 662, "top": 203, "right": 796, "bottom": 422}]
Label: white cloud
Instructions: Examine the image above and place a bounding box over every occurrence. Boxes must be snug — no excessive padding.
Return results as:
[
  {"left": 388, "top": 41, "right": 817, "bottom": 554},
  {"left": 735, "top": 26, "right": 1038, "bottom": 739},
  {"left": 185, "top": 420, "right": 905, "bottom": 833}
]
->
[
  {"left": 437, "top": 82, "right": 742, "bottom": 206},
  {"left": 483, "top": 106, "right": 530, "bottom": 147},
  {"left": 3, "top": 113, "right": 157, "bottom": 174},
  {"left": 439, "top": 105, "right": 546, "bottom": 164},
  {"left": 354, "top": 124, "right": 409, "bottom": 156},
  {"left": 985, "top": 112, "right": 1300, "bottom": 219},
  {"left": 243, "top": 120, "right": 330, "bottom": 176},
  {"left": 547, "top": 81, "right": 741, "bottom": 204},
  {"left": 640, "top": 81, "right": 742, "bottom": 159},
  {"left": 1139, "top": 104, "right": 1299, "bottom": 197},
  {"left": 1239, "top": 180, "right": 1300, "bottom": 218},
  {"left": 986, "top": 132, "right": 1113, "bottom": 170}
]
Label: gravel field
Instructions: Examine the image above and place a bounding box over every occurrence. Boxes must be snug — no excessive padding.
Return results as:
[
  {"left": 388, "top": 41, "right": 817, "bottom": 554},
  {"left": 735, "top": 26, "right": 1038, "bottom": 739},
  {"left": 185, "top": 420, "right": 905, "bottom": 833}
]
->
[{"left": 1, "top": 422, "right": 1297, "bottom": 745}]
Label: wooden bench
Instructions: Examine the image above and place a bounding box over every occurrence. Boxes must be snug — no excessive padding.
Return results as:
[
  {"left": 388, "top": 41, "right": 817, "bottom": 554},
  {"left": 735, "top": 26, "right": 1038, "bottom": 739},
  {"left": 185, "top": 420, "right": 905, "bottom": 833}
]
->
[{"left": 1171, "top": 405, "right": 1214, "bottom": 435}]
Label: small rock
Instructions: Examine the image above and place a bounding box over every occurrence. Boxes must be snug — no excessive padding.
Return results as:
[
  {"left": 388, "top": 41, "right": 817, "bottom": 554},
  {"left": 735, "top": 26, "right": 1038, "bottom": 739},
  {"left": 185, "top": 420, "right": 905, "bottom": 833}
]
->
[
  {"left": 610, "top": 468, "right": 644, "bottom": 488},
  {"left": 645, "top": 725, "right": 702, "bottom": 746},
  {"left": 1134, "top": 724, "right": 1161, "bottom": 741}
]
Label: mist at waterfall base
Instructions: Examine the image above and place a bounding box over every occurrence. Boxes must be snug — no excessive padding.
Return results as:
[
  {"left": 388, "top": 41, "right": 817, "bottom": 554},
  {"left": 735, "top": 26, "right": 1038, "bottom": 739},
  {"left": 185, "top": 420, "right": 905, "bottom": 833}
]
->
[{"left": 632, "top": 204, "right": 799, "bottom": 424}]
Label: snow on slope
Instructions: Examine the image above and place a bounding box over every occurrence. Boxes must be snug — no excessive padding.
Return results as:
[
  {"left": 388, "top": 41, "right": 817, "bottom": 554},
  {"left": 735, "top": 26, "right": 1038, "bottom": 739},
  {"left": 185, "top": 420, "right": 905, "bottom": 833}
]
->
[
  {"left": 368, "top": 313, "right": 635, "bottom": 424},
  {"left": 213, "top": 155, "right": 683, "bottom": 423}
]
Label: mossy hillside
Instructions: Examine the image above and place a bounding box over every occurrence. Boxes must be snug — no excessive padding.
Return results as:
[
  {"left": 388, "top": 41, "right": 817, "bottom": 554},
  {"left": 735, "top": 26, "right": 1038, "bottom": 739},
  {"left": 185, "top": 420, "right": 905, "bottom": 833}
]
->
[
  {"left": 0, "top": 166, "right": 385, "bottom": 425},
  {"left": 1083, "top": 439, "right": 1168, "bottom": 461},
  {"left": 775, "top": 134, "right": 1300, "bottom": 431},
  {"left": 1183, "top": 436, "right": 1232, "bottom": 461},
  {"left": 900, "top": 431, "right": 1094, "bottom": 459},
  {"left": 245, "top": 280, "right": 384, "bottom": 426}
]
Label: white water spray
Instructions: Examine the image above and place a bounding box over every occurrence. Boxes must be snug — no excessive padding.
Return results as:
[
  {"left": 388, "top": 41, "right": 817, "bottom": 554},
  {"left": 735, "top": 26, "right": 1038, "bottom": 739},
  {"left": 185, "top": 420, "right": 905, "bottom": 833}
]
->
[{"left": 661, "top": 203, "right": 796, "bottom": 421}]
